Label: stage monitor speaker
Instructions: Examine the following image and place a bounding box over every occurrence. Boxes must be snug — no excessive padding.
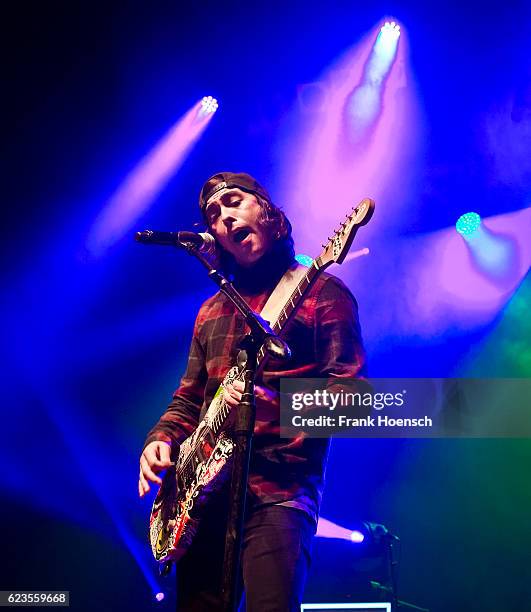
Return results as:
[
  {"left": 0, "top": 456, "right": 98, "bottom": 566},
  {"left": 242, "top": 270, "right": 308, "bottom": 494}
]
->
[
  {"left": 303, "top": 537, "right": 389, "bottom": 603},
  {"left": 301, "top": 604, "right": 391, "bottom": 612}
]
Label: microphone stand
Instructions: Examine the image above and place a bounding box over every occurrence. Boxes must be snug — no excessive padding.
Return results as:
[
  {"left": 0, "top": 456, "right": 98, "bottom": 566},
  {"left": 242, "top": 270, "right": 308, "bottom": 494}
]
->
[{"left": 179, "top": 239, "right": 290, "bottom": 612}]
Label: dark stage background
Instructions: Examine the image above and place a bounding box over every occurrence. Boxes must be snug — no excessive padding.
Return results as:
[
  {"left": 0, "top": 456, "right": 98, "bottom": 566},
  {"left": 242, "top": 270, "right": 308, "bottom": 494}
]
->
[{"left": 2, "top": 2, "right": 531, "bottom": 611}]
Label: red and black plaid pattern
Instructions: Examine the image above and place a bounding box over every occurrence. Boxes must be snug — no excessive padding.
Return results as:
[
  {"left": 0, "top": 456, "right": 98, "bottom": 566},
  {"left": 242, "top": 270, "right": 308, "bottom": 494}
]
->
[{"left": 144, "top": 271, "right": 366, "bottom": 521}]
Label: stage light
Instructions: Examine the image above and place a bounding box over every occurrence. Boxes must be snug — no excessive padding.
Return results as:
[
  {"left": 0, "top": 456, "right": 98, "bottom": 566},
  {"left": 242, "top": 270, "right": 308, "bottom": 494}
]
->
[
  {"left": 295, "top": 253, "right": 313, "bottom": 266},
  {"left": 457, "top": 218, "right": 518, "bottom": 280},
  {"left": 350, "top": 530, "right": 365, "bottom": 543},
  {"left": 200, "top": 95, "right": 219, "bottom": 115},
  {"left": 154, "top": 592, "right": 165, "bottom": 602},
  {"left": 380, "top": 21, "right": 401, "bottom": 39},
  {"left": 345, "top": 19, "right": 401, "bottom": 141},
  {"left": 456, "top": 212, "right": 482, "bottom": 236},
  {"left": 343, "top": 247, "right": 370, "bottom": 264},
  {"left": 374, "top": 21, "right": 401, "bottom": 63},
  {"left": 86, "top": 98, "right": 216, "bottom": 256},
  {"left": 317, "top": 517, "right": 396, "bottom": 545}
]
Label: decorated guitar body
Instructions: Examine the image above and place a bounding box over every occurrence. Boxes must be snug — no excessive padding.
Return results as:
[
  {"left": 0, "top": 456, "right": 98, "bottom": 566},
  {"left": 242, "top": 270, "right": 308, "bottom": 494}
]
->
[
  {"left": 150, "top": 369, "right": 240, "bottom": 562},
  {"left": 149, "top": 198, "right": 375, "bottom": 565}
]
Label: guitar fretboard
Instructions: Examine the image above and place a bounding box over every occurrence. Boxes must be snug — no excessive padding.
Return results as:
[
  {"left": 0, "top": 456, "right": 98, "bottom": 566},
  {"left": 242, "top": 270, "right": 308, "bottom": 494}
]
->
[{"left": 256, "top": 259, "right": 321, "bottom": 363}]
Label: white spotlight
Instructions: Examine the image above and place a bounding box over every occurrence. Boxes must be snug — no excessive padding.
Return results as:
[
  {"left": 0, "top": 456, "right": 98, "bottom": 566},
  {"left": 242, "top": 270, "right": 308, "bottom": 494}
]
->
[
  {"left": 200, "top": 96, "right": 219, "bottom": 114},
  {"left": 380, "top": 20, "right": 401, "bottom": 41},
  {"left": 350, "top": 530, "right": 365, "bottom": 543}
]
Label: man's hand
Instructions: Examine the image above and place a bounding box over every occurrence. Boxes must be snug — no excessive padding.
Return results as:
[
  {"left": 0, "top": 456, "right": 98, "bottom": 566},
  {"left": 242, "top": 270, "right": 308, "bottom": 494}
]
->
[
  {"left": 138, "top": 440, "right": 173, "bottom": 497},
  {"left": 223, "top": 380, "right": 279, "bottom": 421}
]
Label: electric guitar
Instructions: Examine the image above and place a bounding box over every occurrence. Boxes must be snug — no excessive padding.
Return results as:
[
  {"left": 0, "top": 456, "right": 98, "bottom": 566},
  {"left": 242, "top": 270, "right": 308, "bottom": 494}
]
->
[{"left": 149, "top": 198, "right": 375, "bottom": 565}]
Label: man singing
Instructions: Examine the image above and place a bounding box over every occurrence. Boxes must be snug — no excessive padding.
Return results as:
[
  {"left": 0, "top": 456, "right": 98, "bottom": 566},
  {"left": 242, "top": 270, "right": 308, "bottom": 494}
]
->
[{"left": 139, "top": 172, "right": 366, "bottom": 611}]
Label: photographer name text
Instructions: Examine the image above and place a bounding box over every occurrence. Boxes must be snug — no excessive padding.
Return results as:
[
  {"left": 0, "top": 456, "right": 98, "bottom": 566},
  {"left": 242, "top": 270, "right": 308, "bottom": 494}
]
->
[{"left": 291, "top": 415, "right": 433, "bottom": 428}]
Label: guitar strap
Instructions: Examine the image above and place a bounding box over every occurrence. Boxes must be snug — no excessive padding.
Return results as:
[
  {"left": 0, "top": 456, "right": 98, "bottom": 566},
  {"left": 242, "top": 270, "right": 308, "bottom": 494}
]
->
[{"left": 259, "top": 262, "right": 308, "bottom": 327}]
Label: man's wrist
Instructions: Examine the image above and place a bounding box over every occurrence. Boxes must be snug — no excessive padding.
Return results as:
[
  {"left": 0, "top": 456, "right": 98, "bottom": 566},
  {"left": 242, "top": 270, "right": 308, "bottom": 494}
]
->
[{"left": 142, "top": 435, "right": 173, "bottom": 452}]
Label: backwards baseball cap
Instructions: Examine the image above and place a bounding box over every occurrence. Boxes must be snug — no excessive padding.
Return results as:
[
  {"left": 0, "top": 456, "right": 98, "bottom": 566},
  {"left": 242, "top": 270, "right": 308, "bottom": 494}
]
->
[{"left": 199, "top": 172, "right": 272, "bottom": 214}]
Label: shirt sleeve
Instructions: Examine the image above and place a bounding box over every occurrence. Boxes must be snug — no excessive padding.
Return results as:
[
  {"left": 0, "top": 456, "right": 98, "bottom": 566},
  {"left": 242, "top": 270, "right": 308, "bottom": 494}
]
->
[
  {"left": 143, "top": 310, "right": 207, "bottom": 450},
  {"left": 314, "top": 275, "right": 367, "bottom": 379}
]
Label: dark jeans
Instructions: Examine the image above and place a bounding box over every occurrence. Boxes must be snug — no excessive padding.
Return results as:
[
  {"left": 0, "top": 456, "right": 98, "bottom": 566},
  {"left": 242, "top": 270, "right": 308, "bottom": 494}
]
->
[{"left": 176, "top": 497, "right": 315, "bottom": 611}]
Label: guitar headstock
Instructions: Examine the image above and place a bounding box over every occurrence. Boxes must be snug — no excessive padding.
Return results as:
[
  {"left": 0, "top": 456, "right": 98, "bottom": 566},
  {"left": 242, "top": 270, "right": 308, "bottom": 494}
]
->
[{"left": 319, "top": 198, "right": 375, "bottom": 267}]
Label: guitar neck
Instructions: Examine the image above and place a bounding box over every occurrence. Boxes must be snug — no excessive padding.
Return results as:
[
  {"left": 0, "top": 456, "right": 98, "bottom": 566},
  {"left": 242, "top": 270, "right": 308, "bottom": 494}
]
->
[{"left": 256, "top": 258, "right": 325, "bottom": 368}]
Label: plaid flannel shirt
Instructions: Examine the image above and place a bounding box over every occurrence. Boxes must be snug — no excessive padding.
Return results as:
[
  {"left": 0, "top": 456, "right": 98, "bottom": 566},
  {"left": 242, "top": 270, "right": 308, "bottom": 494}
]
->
[{"left": 144, "top": 268, "right": 366, "bottom": 523}]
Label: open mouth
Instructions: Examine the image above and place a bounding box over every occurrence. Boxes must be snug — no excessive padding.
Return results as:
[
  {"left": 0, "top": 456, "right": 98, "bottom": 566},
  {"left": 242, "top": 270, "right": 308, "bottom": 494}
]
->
[{"left": 232, "top": 228, "right": 251, "bottom": 244}]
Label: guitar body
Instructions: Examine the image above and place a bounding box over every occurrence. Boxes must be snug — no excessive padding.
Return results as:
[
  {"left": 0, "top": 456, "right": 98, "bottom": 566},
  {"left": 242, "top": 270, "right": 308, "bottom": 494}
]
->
[
  {"left": 147, "top": 198, "right": 375, "bottom": 566},
  {"left": 150, "top": 431, "right": 234, "bottom": 562},
  {"left": 149, "top": 368, "right": 241, "bottom": 563}
]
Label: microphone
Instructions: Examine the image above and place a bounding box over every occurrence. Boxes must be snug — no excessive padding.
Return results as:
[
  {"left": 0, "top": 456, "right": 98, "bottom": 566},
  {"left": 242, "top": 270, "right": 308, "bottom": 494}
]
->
[{"left": 135, "top": 230, "right": 216, "bottom": 255}]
